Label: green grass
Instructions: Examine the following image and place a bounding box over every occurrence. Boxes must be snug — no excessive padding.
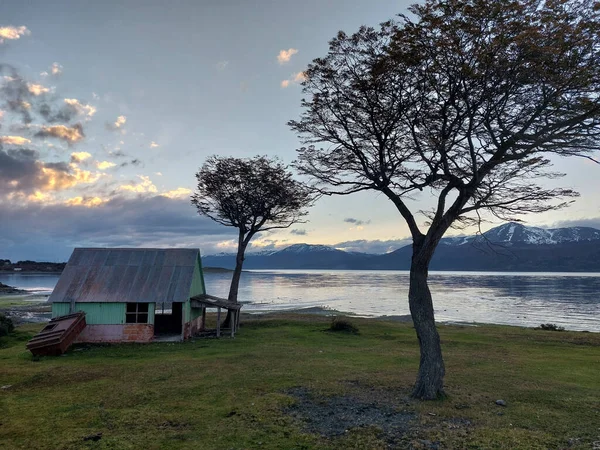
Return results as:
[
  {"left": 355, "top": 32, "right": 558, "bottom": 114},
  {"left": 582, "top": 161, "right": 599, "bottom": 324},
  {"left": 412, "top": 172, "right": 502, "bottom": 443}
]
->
[
  {"left": 0, "top": 294, "right": 48, "bottom": 308},
  {"left": 1, "top": 316, "right": 599, "bottom": 449}
]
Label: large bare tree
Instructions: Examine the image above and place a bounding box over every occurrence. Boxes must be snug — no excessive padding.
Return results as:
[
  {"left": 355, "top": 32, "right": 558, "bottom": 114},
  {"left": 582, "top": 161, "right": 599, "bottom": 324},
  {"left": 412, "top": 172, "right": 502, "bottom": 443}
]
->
[
  {"left": 192, "top": 155, "right": 313, "bottom": 306},
  {"left": 289, "top": 0, "right": 600, "bottom": 399}
]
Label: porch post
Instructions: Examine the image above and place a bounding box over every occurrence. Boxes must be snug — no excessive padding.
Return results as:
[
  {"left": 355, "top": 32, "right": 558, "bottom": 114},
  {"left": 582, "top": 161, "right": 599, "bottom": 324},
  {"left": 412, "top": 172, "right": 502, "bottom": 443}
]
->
[{"left": 216, "top": 307, "right": 221, "bottom": 338}]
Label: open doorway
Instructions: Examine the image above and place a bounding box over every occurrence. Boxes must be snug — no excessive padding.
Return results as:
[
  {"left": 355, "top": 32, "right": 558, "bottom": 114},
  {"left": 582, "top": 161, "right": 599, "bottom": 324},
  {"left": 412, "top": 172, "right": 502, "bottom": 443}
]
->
[{"left": 154, "top": 302, "right": 182, "bottom": 341}]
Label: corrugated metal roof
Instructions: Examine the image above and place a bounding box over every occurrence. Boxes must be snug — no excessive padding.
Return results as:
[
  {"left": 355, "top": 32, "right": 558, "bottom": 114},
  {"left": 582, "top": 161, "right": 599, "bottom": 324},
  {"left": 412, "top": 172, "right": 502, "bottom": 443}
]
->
[{"left": 48, "top": 248, "right": 201, "bottom": 304}]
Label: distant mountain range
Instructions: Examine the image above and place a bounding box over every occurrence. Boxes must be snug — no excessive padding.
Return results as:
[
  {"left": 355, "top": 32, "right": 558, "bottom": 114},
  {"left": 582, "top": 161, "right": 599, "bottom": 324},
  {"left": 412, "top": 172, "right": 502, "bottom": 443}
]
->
[{"left": 202, "top": 222, "right": 600, "bottom": 272}]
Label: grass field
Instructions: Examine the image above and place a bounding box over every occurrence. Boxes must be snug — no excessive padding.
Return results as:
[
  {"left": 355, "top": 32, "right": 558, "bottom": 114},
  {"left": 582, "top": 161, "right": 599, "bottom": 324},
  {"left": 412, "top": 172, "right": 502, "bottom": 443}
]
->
[{"left": 1, "top": 315, "right": 599, "bottom": 449}]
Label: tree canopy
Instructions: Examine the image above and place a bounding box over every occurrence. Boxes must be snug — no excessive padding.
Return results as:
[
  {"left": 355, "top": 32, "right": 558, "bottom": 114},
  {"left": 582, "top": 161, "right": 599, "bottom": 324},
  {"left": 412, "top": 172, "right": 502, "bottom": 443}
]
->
[
  {"left": 192, "top": 155, "right": 312, "bottom": 235},
  {"left": 289, "top": 0, "right": 600, "bottom": 399},
  {"left": 192, "top": 155, "right": 313, "bottom": 303},
  {"left": 291, "top": 0, "right": 600, "bottom": 239}
]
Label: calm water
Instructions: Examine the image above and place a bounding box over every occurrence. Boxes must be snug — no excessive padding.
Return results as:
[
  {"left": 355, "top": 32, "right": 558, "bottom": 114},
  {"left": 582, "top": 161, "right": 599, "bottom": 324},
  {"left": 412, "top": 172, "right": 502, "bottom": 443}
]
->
[{"left": 2, "top": 270, "right": 599, "bottom": 332}]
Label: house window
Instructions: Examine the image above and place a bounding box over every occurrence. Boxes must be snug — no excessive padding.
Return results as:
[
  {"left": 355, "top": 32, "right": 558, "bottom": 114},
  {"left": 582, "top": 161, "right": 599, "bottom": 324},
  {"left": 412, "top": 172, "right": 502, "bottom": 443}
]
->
[{"left": 126, "top": 303, "right": 149, "bottom": 324}]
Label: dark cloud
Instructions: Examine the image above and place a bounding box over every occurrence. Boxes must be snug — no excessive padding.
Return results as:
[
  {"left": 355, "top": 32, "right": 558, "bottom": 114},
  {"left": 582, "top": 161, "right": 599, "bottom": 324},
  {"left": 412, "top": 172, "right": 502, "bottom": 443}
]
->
[
  {"left": 550, "top": 217, "right": 600, "bottom": 230},
  {"left": 0, "top": 147, "right": 71, "bottom": 195},
  {"left": 344, "top": 217, "right": 371, "bottom": 226},
  {"left": 0, "top": 65, "right": 33, "bottom": 124},
  {"left": 334, "top": 238, "right": 411, "bottom": 254},
  {"left": 120, "top": 158, "right": 142, "bottom": 168},
  {"left": 290, "top": 228, "right": 307, "bottom": 235},
  {"left": 38, "top": 102, "right": 76, "bottom": 123},
  {"left": 1, "top": 64, "right": 89, "bottom": 134},
  {"left": 0, "top": 196, "right": 236, "bottom": 261}
]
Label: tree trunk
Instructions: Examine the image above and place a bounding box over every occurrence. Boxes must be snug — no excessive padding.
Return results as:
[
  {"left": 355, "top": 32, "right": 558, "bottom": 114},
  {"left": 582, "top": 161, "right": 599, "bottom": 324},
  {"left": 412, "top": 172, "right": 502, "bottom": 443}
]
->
[
  {"left": 227, "top": 248, "right": 245, "bottom": 303},
  {"left": 409, "top": 252, "right": 445, "bottom": 400},
  {"left": 223, "top": 233, "right": 248, "bottom": 327}
]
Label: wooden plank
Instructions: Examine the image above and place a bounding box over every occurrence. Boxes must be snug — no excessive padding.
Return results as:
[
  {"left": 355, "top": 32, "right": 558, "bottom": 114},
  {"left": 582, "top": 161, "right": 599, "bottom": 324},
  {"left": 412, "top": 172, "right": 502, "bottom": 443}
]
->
[{"left": 216, "top": 307, "right": 221, "bottom": 338}]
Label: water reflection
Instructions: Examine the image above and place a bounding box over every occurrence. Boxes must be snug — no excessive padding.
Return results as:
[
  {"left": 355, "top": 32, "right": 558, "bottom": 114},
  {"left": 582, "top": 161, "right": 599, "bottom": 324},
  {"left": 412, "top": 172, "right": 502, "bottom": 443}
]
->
[
  {"left": 2, "top": 270, "right": 599, "bottom": 332},
  {"left": 205, "top": 270, "right": 600, "bottom": 332},
  {"left": 0, "top": 273, "right": 57, "bottom": 292}
]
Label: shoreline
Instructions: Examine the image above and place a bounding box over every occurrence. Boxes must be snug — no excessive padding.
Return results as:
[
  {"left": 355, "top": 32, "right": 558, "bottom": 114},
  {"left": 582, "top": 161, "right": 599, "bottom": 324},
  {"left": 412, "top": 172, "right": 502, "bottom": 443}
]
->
[
  {"left": 0, "top": 271, "right": 62, "bottom": 275},
  {"left": 0, "top": 282, "right": 29, "bottom": 295},
  {"left": 2, "top": 301, "right": 598, "bottom": 333}
]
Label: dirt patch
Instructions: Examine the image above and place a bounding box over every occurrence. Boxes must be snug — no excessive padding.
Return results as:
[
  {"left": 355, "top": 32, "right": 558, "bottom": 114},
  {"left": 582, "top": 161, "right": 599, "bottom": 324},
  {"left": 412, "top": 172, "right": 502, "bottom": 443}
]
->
[{"left": 285, "top": 387, "right": 417, "bottom": 445}]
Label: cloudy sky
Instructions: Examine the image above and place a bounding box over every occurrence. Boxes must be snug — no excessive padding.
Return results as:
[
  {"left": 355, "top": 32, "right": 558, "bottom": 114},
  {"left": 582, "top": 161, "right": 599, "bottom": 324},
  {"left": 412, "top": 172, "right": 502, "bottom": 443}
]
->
[{"left": 1, "top": 0, "right": 599, "bottom": 262}]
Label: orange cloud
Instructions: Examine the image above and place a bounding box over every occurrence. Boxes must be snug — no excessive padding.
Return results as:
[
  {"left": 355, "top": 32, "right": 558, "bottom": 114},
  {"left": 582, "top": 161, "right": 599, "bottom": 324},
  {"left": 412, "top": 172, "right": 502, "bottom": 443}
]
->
[
  {"left": 64, "top": 98, "right": 96, "bottom": 118},
  {"left": 27, "top": 83, "right": 50, "bottom": 96},
  {"left": 0, "top": 136, "right": 31, "bottom": 145},
  {"left": 35, "top": 124, "right": 84, "bottom": 144},
  {"left": 114, "top": 115, "right": 126, "bottom": 128},
  {"left": 281, "top": 72, "right": 306, "bottom": 88},
  {"left": 0, "top": 26, "right": 30, "bottom": 43},
  {"left": 70, "top": 152, "right": 92, "bottom": 163},
  {"left": 161, "top": 187, "right": 192, "bottom": 199},
  {"left": 65, "top": 196, "right": 106, "bottom": 207},
  {"left": 51, "top": 62, "right": 62, "bottom": 76},
  {"left": 106, "top": 115, "right": 127, "bottom": 133},
  {"left": 96, "top": 161, "right": 116, "bottom": 170},
  {"left": 26, "top": 191, "right": 54, "bottom": 203},
  {"left": 41, "top": 165, "right": 101, "bottom": 191},
  {"left": 277, "top": 48, "right": 298, "bottom": 64},
  {"left": 119, "top": 175, "right": 157, "bottom": 194},
  {"left": 216, "top": 240, "right": 238, "bottom": 251},
  {"left": 294, "top": 71, "right": 307, "bottom": 82}
]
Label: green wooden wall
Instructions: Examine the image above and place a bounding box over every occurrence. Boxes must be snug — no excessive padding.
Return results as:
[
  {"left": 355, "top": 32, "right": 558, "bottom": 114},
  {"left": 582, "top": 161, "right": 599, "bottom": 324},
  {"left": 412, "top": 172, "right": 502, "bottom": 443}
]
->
[
  {"left": 187, "top": 253, "right": 206, "bottom": 322},
  {"left": 189, "top": 253, "right": 206, "bottom": 298},
  {"left": 52, "top": 302, "right": 155, "bottom": 325}
]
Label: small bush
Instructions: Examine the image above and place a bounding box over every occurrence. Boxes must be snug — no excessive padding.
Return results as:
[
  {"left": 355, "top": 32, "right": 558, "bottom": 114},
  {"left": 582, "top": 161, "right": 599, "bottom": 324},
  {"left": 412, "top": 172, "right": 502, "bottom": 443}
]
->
[
  {"left": 538, "top": 323, "right": 565, "bottom": 332},
  {"left": 328, "top": 317, "right": 359, "bottom": 334},
  {"left": 0, "top": 313, "right": 15, "bottom": 337}
]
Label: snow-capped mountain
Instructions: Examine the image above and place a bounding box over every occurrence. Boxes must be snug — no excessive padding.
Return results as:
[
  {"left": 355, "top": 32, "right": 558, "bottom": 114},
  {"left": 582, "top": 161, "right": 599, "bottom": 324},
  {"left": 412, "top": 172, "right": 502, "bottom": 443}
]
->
[
  {"left": 203, "top": 222, "right": 600, "bottom": 272},
  {"left": 274, "top": 244, "right": 340, "bottom": 254},
  {"left": 443, "top": 222, "right": 600, "bottom": 246},
  {"left": 480, "top": 222, "right": 600, "bottom": 244}
]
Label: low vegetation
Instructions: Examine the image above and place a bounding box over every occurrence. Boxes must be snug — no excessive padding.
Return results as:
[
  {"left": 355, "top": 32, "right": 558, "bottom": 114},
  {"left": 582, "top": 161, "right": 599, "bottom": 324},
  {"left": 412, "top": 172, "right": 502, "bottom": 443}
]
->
[
  {"left": 1, "top": 316, "right": 599, "bottom": 449},
  {"left": 327, "top": 317, "right": 359, "bottom": 334},
  {"left": 0, "top": 313, "right": 14, "bottom": 336},
  {"left": 538, "top": 323, "right": 565, "bottom": 332}
]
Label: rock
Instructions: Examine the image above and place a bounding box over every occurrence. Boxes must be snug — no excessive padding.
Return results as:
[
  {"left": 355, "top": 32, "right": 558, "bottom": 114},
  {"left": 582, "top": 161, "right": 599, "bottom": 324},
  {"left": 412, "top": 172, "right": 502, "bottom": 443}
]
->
[
  {"left": 495, "top": 399, "right": 507, "bottom": 406},
  {"left": 1, "top": 385, "right": 12, "bottom": 390}
]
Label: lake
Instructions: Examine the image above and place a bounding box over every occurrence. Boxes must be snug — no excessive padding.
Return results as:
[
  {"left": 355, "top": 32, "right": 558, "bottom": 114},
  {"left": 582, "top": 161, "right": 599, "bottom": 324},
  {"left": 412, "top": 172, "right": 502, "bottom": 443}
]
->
[{"left": 2, "top": 270, "right": 599, "bottom": 332}]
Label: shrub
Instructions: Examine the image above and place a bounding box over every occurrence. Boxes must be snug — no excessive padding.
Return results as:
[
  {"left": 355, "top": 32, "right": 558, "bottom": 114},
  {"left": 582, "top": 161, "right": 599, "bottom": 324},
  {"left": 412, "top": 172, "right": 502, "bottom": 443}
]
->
[
  {"left": 538, "top": 323, "right": 565, "bottom": 332},
  {"left": 0, "top": 313, "right": 15, "bottom": 337},
  {"left": 328, "top": 317, "right": 359, "bottom": 334}
]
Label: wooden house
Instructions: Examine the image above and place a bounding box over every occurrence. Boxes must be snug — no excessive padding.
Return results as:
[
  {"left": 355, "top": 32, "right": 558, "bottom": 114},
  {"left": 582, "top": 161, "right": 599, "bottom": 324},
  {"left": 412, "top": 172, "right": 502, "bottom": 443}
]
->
[{"left": 47, "top": 248, "right": 231, "bottom": 343}]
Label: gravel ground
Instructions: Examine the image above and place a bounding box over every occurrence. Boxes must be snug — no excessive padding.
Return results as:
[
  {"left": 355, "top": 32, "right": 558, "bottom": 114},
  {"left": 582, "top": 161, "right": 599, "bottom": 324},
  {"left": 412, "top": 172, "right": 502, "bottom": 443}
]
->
[{"left": 285, "top": 387, "right": 417, "bottom": 446}]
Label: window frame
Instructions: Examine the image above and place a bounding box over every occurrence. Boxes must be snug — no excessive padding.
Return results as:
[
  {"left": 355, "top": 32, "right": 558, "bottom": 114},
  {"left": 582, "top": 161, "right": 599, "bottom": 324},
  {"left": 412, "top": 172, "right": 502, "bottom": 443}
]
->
[{"left": 125, "top": 303, "right": 149, "bottom": 324}]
